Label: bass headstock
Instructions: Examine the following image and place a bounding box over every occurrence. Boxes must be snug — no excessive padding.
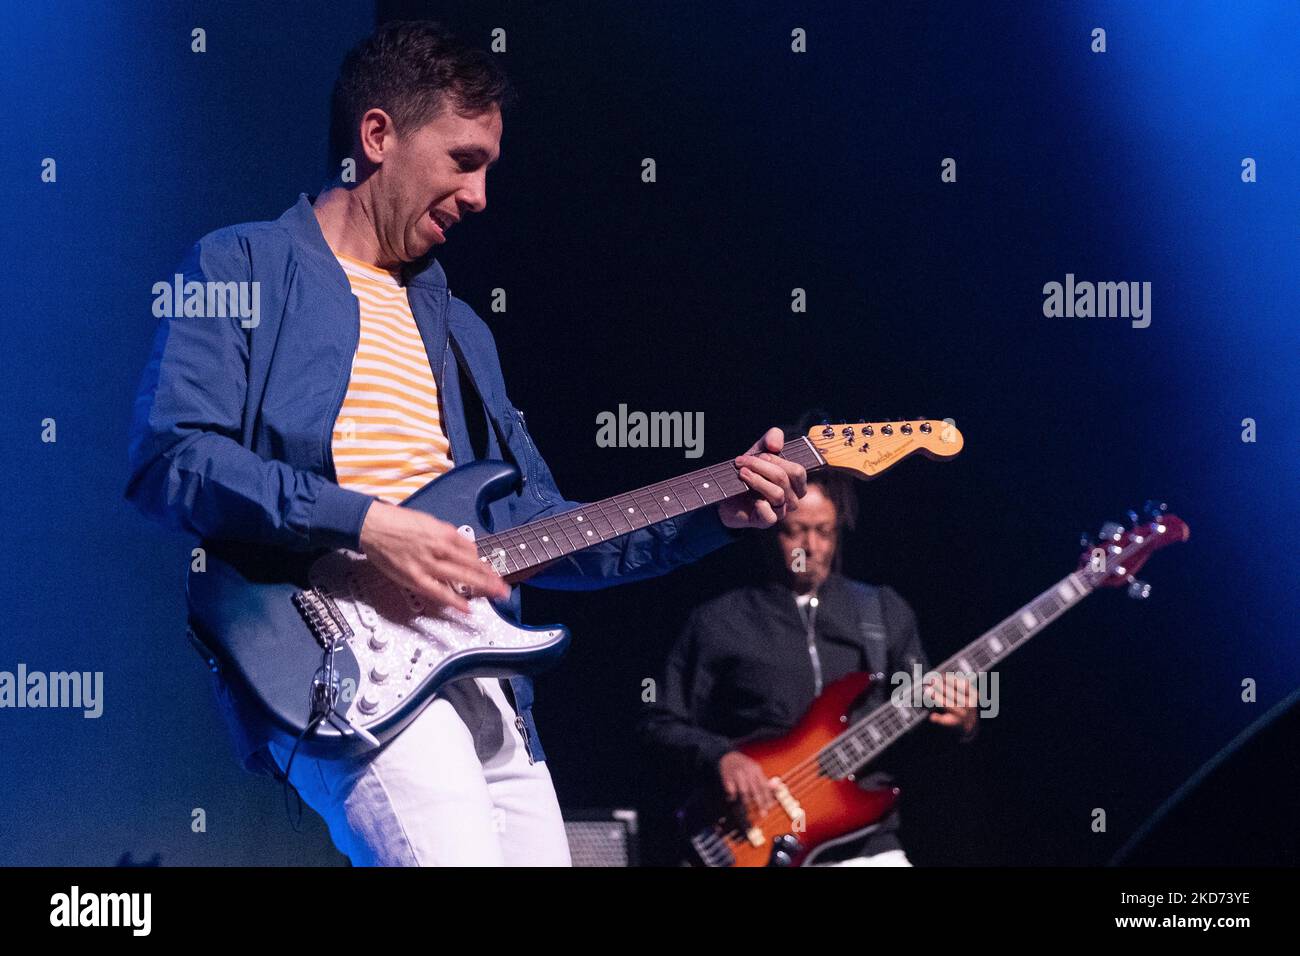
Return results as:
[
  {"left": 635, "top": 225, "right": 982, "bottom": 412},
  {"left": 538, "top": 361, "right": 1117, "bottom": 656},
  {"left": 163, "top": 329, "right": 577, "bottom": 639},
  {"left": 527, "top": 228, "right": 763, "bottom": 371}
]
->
[{"left": 1076, "top": 500, "right": 1190, "bottom": 596}]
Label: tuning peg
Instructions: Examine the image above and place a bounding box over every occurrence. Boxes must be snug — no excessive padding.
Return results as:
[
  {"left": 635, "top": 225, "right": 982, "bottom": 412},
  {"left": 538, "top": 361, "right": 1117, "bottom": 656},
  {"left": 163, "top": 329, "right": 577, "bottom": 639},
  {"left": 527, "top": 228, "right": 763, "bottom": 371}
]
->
[
  {"left": 1126, "top": 509, "right": 1140, "bottom": 526},
  {"left": 1144, "top": 499, "right": 1168, "bottom": 518},
  {"left": 1126, "top": 577, "right": 1151, "bottom": 600},
  {"left": 1098, "top": 521, "right": 1124, "bottom": 541}
]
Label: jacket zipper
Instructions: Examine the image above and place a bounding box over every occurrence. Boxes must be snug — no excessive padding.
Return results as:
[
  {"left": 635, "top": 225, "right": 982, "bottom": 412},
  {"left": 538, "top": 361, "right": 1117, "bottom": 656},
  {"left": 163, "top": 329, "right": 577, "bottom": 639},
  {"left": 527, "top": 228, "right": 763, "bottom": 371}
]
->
[
  {"left": 800, "top": 596, "right": 823, "bottom": 696},
  {"left": 440, "top": 289, "right": 451, "bottom": 454},
  {"left": 516, "top": 409, "right": 529, "bottom": 484},
  {"left": 514, "top": 408, "right": 554, "bottom": 505}
]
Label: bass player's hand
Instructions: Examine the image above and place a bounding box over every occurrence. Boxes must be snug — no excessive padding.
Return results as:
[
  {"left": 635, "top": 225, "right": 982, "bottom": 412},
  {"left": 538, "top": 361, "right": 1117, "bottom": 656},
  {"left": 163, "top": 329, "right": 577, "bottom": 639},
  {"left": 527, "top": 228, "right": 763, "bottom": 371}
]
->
[
  {"left": 359, "top": 501, "right": 511, "bottom": 613},
  {"left": 719, "top": 750, "right": 777, "bottom": 814}
]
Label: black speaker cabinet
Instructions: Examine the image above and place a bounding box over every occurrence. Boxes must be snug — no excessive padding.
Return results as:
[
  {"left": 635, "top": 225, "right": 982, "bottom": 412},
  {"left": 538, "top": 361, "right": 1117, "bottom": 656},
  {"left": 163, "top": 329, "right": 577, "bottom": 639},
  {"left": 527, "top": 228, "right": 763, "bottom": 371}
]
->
[{"left": 564, "top": 808, "right": 640, "bottom": 867}]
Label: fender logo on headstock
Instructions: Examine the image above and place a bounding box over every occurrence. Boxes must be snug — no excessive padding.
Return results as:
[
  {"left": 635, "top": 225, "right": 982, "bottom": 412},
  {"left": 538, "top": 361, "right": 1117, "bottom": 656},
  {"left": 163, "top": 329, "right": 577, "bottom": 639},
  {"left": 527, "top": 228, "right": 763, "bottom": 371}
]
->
[{"left": 808, "top": 419, "right": 964, "bottom": 480}]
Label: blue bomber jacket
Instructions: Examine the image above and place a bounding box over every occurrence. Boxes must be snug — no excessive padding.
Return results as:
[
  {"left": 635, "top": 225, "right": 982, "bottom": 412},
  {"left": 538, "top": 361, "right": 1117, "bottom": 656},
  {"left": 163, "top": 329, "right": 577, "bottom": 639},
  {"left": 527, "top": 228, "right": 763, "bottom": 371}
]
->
[{"left": 125, "top": 193, "right": 741, "bottom": 772}]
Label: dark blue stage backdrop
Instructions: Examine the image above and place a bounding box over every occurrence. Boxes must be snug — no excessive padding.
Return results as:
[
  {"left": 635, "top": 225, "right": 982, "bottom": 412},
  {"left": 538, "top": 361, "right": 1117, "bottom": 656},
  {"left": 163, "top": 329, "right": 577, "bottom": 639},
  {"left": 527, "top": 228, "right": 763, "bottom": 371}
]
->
[{"left": 2, "top": 1, "right": 1295, "bottom": 865}]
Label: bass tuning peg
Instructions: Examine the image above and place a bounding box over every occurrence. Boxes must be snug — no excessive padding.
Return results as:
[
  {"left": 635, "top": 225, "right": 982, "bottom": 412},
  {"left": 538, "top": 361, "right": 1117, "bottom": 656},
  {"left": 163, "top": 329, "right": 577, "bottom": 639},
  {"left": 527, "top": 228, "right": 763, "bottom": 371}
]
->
[{"left": 1127, "top": 577, "right": 1151, "bottom": 600}]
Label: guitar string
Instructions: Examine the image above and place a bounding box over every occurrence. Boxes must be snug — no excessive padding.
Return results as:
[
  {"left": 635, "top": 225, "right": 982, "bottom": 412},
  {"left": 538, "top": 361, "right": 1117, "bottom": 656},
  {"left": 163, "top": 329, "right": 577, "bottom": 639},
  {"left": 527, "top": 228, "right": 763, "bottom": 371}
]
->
[
  {"left": 474, "top": 436, "right": 830, "bottom": 574},
  {"left": 487, "top": 441, "right": 825, "bottom": 573},
  {"left": 474, "top": 438, "right": 826, "bottom": 580},
  {"left": 481, "top": 429, "right": 943, "bottom": 573}
]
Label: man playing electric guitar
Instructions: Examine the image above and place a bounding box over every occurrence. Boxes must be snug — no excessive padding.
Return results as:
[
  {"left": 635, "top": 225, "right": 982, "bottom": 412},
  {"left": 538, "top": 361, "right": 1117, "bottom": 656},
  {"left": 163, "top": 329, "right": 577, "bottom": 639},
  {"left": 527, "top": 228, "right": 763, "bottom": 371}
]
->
[
  {"left": 640, "top": 464, "right": 976, "bottom": 865},
  {"left": 125, "top": 21, "right": 804, "bottom": 866}
]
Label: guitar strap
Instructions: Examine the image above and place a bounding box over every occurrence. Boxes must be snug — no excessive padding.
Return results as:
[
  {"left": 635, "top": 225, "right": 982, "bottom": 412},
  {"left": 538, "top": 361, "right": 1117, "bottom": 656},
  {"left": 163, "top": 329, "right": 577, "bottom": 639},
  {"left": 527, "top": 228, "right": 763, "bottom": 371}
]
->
[
  {"left": 448, "top": 330, "right": 518, "bottom": 470},
  {"left": 855, "top": 584, "right": 891, "bottom": 687}
]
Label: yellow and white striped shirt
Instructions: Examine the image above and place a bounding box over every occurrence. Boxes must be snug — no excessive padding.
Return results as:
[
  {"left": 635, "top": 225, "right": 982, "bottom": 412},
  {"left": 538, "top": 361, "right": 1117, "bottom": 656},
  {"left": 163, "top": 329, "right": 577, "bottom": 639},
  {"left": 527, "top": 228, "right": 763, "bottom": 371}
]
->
[{"left": 329, "top": 251, "right": 455, "bottom": 503}]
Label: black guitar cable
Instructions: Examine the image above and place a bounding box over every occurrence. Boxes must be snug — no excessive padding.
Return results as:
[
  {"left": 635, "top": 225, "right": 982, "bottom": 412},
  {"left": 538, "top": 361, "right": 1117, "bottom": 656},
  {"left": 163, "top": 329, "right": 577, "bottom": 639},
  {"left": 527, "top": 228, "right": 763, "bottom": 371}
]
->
[
  {"left": 281, "top": 712, "right": 329, "bottom": 832},
  {"left": 281, "top": 651, "right": 343, "bottom": 831}
]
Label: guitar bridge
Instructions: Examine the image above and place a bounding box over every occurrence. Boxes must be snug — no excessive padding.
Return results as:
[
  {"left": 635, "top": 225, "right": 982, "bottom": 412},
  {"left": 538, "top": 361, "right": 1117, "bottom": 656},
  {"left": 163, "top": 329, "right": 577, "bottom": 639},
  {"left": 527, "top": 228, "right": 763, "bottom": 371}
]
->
[{"left": 293, "top": 587, "right": 354, "bottom": 650}]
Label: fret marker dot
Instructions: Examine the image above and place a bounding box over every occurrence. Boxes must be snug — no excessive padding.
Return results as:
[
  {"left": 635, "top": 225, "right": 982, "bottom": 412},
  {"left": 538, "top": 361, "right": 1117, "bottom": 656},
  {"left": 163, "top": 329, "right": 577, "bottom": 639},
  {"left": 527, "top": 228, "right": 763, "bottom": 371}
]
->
[
  {"left": 518, "top": 544, "right": 527, "bottom": 550},
  {"left": 586, "top": 530, "right": 593, "bottom": 537},
  {"left": 627, "top": 507, "right": 635, "bottom": 513},
  {"left": 703, "top": 483, "right": 710, "bottom": 489},
  {"left": 542, "top": 536, "right": 549, "bottom": 542},
  {"left": 663, "top": 496, "right": 670, "bottom": 501},
  {"left": 576, "top": 515, "right": 584, "bottom": 522}
]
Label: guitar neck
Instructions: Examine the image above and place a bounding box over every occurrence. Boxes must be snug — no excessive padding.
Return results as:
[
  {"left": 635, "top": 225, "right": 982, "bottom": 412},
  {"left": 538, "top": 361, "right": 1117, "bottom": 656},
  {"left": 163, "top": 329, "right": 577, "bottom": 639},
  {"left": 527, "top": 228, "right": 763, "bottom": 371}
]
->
[
  {"left": 476, "top": 437, "right": 826, "bottom": 578},
  {"left": 823, "top": 567, "right": 1106, "bottom": 779}
]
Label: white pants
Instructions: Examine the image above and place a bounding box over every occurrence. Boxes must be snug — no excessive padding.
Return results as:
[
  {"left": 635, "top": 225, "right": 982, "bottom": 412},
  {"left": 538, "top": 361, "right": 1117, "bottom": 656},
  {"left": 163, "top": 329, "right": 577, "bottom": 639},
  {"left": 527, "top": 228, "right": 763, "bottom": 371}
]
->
[{"left": 267, "top": 677, "right": 572, "bottom": 866}]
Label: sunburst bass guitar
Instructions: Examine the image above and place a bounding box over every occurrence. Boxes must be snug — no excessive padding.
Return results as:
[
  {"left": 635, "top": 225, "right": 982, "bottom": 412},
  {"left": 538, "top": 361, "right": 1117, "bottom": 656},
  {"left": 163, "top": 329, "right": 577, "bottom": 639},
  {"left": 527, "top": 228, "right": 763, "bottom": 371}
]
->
[{"left": 678, "top": 504, "right": 1189, "bottom": 866}]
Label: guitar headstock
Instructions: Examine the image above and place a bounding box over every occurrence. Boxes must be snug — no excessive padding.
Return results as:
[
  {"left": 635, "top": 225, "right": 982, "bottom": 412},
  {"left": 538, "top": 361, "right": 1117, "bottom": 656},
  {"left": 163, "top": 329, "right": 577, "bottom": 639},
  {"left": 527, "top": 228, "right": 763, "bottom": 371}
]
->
[
  {"left": 806, "top": 419, "right": 964, "bottom": 479},
  {"left": 1076, "top": 501, "right": 1190, "bottom": 594}
]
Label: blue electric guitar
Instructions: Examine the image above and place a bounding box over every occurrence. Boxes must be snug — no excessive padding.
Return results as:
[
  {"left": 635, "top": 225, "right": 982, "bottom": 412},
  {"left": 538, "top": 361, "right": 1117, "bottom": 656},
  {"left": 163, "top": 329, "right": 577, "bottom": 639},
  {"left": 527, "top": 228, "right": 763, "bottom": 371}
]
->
[{"left": 186, "top": 420, "right": 964, "bottom": 758}]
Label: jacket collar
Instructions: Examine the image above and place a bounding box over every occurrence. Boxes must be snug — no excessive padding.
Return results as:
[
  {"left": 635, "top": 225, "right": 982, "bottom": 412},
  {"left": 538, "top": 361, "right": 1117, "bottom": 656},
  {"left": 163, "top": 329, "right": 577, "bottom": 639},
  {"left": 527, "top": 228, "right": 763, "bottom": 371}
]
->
[{"left": 277, "top": 192, "right": 449, "bottom": 291}]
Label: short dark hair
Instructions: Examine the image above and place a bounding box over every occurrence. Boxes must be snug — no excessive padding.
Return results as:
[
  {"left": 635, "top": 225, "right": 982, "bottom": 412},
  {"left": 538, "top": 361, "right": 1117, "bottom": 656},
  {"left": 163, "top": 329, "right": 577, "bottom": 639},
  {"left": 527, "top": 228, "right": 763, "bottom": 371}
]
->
[{"left": 328, "top": 20, "right": 515, "bottom": 171}]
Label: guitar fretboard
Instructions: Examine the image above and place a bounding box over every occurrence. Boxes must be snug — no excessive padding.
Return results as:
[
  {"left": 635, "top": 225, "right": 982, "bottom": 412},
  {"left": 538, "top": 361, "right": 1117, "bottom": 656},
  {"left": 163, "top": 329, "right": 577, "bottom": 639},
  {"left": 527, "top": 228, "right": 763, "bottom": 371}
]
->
[{"left": 476, "top": 437, "right": 826, "bottom": 577}]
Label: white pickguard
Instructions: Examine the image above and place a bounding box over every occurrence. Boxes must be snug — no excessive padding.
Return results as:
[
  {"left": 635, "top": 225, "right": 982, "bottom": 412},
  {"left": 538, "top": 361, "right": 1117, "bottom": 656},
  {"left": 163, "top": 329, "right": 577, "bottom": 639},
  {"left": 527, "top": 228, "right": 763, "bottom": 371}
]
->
[{"left": 307, "top": 543, "right": 560, "bottom": 728}]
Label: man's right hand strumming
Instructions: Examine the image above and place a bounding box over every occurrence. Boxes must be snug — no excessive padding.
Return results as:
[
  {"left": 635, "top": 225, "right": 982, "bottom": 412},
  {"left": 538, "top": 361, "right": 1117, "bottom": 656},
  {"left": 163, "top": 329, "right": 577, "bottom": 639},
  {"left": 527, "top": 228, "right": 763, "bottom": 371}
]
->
[{"left": 359, "top": 501, "right": 511, "bottom": 613}]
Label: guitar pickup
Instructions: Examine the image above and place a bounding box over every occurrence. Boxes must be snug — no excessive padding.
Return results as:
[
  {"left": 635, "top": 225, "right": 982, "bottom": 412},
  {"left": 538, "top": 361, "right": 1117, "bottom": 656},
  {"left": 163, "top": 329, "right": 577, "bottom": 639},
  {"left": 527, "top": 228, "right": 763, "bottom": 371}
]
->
[{"left": 770, "top": 777, "right": 804, "bottom": 824}]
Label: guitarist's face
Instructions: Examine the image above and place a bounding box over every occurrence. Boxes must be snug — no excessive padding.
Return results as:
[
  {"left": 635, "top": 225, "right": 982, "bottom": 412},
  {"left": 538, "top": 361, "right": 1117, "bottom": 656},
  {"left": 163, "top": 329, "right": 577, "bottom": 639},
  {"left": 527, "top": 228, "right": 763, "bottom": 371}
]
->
[
  {"left": 361, "top": 102, "right": 503, "bottom": 264},
  {"left": 776, "top": 484, "right": 838, "bottom": 593}
]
